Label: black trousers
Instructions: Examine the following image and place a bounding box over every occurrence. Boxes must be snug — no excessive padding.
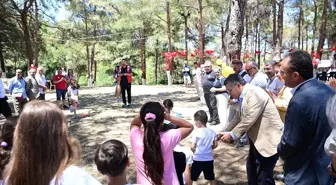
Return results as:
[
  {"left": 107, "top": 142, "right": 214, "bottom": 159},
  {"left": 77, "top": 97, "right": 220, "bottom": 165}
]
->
[
  {"left": 246, "top": 139, "right": 279, "bottom": 185},
  {"left": 203, "top": 91, "right": 219, "bottom": 122},
  {"left": 0, "top": 97, "right": 12, "bottom": 118},
  {"left": 121, "top": 83, "right": 131, "bottom": 105}
]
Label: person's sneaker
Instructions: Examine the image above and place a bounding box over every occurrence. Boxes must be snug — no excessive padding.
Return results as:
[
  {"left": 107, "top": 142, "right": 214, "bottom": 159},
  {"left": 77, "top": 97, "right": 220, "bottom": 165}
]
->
[
  {"left": 210, "top": 121, "right": 219, "bottom": 125},
  {"left": 69, "top": 105, "right": 74, "bottom": 113},
  {"left": 235, "top": 140, "right": 248, "bottom": 148},
  {"left": 122, "top": 104, "right": 127, "bottom": 108},
  {"left": 63, "top": 105, "right": 69, "bottom": 109},
  {"left": 208, "top": 119, "right": 214, "bottom": 123},
  {"left": 126, "top": 103, "right": 131, "bottom": 107},
  {"left": 275, "top": 173, "right": 285, "bottom": 182}
]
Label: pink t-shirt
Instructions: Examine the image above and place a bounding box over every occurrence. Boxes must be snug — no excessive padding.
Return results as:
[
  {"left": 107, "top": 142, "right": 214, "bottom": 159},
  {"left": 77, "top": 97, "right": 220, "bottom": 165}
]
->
[{"left": 130, "top": 127, "right": 182, "bottom": 185}]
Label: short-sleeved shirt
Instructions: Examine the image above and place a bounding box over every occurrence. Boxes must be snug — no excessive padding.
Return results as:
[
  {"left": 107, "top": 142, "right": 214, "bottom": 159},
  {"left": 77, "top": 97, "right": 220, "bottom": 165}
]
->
[
  {"left": 49, "top": 166, "right": 102, "bottom": 185},
  {"left": 130, "top": 127, "right": 181, "bottom": 185},
  {"left": 213, "top": 77, "right": 226, "bottom": 95},
  {"left": 53, "top": 75, "right": 67, "bottom": 90},
  {"left": 119, "top": 66, "right": 132, "bottom": 85},
  {"left": 191, "top": 128, "right": 216, "bottom": 161},
  {"left": 202, "top": 71, "right": 216, "bottom": 91},
  {"left": 266, "top": 76, "right": 284, "bottom": 96},
  {"left": 183, "top": 66, "right": 191, "bottom": 76},
  {"left": 250, "top": 72, "right": 268, "bottom": 89},
  {"left": 36, "top": 74, "right": 47, "bottom": 94}
]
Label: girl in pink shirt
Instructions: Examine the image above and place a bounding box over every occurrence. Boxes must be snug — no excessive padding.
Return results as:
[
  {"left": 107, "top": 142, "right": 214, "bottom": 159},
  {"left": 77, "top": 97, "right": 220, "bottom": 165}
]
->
[{"left": 130, "top": 102, "right": 194, "bottom": 185}]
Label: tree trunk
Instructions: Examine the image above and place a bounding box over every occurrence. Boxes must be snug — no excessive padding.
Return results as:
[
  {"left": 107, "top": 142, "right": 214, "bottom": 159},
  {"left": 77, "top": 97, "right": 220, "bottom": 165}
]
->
[
  {"left": 198, "top": 0, "right": 204, "bottom": 63},
  {"left": 21, "top": 13, "right": 34, "bottom": 67},
  {"left": 317, "top": 0, "right": 328, "bottom": 58},
  {"left": 90, "top": 44, "right": 95, "bottom": 84},
  {"left": 140, "top": 31, "right": 146, "bottom": 82},
  {"left": 244, "top": 14, "right": 248, "bottom": 55},
  {"left": 166, "top": 1, "right": 173, "bottom": 82},
  {"left": 257, "top": 23, "right": 261, "bottom": 67},
  {"left": 94, "top": 60, "right": 97, "bottom": 83},
  {"left": 298, "top": 4, "right": 302, "bottom": 49},
  {"left": 275, "top": 0, "right": 284, "bottom": 58},
  {"left": 166, "top": 2, "right": 172, "bottom": 52},
  {"left": 84, "top": 6, "right": 91, "bottom": 86},
  {"left": 0, "top": 40, "right": 5, "bottom": 72},
  {"left": 272, "top": 0, "right": 277, "bottom": 49},
  {"left": 221, "top": 10, "right": 230, "bottom": 58},
  {"left": 305, "top": 24, "right": 309, "bottom": 51},
  {"left": 184, "top": 15, "right": 188, "bottom": 61},
  {"left": 227, "top": 0, "right": 247, "bottom": 61},
  {"left": 311, "top": 0, "right": 317, "bottom": 54},
  {"left": 155, "top": 39, "right": 159, "bottom": 84},
  {"left": 34, "top": 0, "right": 39, "bottom": 66}
]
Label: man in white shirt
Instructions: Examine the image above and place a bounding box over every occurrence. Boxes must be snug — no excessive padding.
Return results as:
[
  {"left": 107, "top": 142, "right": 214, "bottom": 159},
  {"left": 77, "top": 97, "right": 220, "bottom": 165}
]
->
[
  {"left": 245, "top": 61, "right": 268, "bottom": 89},
  {"left": 264, "top": 60, "right": 284, "bottom": 96},
  {"left": 0, "top": 70, "right": 12, "bottom": 118},
  {"left": 36, "top": 67, "right": 47, "bottom": 100}
]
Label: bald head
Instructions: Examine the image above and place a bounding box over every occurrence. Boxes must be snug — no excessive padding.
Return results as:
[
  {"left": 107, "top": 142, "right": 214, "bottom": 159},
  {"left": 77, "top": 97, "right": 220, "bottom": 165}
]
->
[{"left": 245, "top": 61, "right": 259, "bottom": 78}]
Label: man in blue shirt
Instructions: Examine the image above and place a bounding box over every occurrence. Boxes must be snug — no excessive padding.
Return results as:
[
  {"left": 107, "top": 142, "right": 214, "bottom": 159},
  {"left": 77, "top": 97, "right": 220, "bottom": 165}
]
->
[
  {"left": 8, "top": 69, "right": 27, "bottom": 115},
  {"left": 182, "top": 61, "right": 191, "bottom": 88}
]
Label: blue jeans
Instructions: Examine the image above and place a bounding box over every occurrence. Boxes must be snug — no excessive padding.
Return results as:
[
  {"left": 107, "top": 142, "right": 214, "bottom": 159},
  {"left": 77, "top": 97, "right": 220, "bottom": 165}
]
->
[{"left": 56, "top": 89, "right": 66, "bottom": 100}]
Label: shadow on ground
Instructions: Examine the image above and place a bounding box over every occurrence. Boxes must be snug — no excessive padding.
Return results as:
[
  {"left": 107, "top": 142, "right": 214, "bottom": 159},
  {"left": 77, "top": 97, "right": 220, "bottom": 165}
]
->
[{"left": 61, "top": 86, "right": 283, "bottom": 184}]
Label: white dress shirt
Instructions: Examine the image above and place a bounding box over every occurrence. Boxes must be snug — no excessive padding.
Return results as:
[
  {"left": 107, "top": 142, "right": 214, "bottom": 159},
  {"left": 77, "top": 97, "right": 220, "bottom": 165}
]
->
[
  {"left": 0, "top": 79, "right": 6, "bottom": 98},
  {"left": 250, "top": 72, "right": 268, "bottom": 89}
]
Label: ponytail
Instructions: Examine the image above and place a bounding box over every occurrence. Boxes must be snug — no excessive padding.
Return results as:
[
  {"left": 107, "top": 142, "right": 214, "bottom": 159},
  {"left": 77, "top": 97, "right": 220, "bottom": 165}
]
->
[
  {"left": 140, "top": 102, "right": 165, "bottom": 185},
  {"left": 143, "top": 120, "right": 164, "bottom": 185}
]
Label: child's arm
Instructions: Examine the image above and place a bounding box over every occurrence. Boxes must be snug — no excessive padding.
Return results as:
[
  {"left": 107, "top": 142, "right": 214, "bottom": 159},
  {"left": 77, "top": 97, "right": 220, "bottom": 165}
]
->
[
  {"left": 212, "top": 140, "right": 218, "bottom": 150},
  {"left": 190, "top": 142, "right": 196, "bottom": 153}
]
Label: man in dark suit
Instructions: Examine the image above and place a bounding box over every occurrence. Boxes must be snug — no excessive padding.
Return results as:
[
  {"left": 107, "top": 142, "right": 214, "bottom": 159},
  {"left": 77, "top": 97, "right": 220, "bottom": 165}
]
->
[{"left": 278, "top": 50, "right": 335, "bottom": 185}]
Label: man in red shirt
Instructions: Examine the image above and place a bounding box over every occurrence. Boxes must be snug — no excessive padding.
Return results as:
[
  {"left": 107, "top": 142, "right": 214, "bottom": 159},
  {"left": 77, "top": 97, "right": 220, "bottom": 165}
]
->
[{"left": 53, "top": 68, "right": 68, "bottom": 109}]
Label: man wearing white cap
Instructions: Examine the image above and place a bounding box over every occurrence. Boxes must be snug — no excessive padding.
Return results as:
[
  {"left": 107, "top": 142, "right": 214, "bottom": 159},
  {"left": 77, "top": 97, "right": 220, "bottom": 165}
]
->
[
  {"left": 202, "top": 61, "right": 220, "bottom": 125},
  {"left": 8, "top": 69, "right": 27, "bottom": 114}
]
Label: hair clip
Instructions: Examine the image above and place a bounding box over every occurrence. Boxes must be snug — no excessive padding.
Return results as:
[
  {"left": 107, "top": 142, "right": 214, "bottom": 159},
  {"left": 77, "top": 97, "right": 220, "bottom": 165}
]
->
[
  {"left": 144, "top": 113, "right": 156, "bottom": 121},
  {"left": 1, "top": 141, "right": 8, "bottom": 147}
]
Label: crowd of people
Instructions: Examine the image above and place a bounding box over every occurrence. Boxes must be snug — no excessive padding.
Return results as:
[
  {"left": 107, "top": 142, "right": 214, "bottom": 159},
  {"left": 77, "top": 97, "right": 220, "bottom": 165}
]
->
[
  {"left": 0, "top": 50, "right": 336, "bottom": 185},
  {"left": 0, "top": 67, "right": 80, "bottom": 118}
]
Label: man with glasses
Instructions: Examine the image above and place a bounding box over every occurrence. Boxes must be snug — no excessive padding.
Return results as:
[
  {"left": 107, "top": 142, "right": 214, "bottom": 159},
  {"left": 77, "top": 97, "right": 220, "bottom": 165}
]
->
[
  {"left": 8, "top": 69, "right": 27, "bottom": 114},
  {"left": 202, "top": 61, "right": 220, "bottom": 125},
  {"left": 232, "top": 60, "right": 251, "bottom": 83},
  {"left": 277, "top": 50, "right": 334, "bottom": 184},
  {"left": 264, "top": 60, "right": 284, "bottom": 96},
  {"left": 245, "top": 61, "right": 267, "bottom": 89},
  {"left": 218, "top": 74, "right": 283, "bottom": 185}
]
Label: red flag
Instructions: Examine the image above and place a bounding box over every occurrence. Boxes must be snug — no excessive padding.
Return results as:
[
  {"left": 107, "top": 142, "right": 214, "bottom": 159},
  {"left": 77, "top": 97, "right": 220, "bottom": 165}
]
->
[
  {"left": 205, "top": 50, "right": 215, "bottom": 55},
  {"left": 255, "top": 51, "right": 261, "bottom": 55}
]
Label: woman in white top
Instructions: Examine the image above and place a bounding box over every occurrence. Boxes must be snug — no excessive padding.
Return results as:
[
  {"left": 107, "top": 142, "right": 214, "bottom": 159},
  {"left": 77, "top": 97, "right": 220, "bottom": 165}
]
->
[{"left": 4, "top": 101, "right": 101, "bottom": 185}]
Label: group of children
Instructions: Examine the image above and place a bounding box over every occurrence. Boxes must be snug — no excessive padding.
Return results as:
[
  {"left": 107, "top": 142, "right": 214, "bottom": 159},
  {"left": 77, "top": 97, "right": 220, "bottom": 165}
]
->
[{"left": 0, "top": 99, "right": 218, "bottom": 185}]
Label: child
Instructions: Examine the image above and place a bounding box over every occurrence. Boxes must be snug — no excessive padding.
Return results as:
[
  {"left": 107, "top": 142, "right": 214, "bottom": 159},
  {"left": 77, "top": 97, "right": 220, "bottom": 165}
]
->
[
  {"left": 68, "top": 80, "right": 79, "bottom": 118},
  {"left": 190, "top": 110, "right": 217, "bottom": 185},
  {"left": 95, "top": 139, "right": 133, "bottom": 185},
  {"left": 0, "top": 116, "right": 19, "bottom": 183},
  {"left": 162, "top": 123, "right": 193, "bottom": 185}
]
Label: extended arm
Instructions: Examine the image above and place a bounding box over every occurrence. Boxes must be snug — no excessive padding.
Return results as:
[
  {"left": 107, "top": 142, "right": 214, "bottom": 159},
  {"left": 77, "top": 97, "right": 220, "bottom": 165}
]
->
[{"left": 231, "top": 93, "right": 266, "bottom": 138}]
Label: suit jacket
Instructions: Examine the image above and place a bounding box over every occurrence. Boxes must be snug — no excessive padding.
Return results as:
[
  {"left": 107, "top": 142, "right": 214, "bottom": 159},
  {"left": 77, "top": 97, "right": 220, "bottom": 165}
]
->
[
  {"left": 277, "top": 79, "right": 335, "bottom": 185},
  {"left": 25, "top": 76, "right": 40, "bottom": 100},
  {"left": 226, "top": 84, "right": 283, "bottom": 157}
]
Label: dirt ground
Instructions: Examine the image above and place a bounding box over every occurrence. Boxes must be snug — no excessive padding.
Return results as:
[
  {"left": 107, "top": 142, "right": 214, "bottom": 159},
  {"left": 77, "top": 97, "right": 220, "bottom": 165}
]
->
[{"left": 1, "top": 85, "right": 284, "bottom": 185}]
